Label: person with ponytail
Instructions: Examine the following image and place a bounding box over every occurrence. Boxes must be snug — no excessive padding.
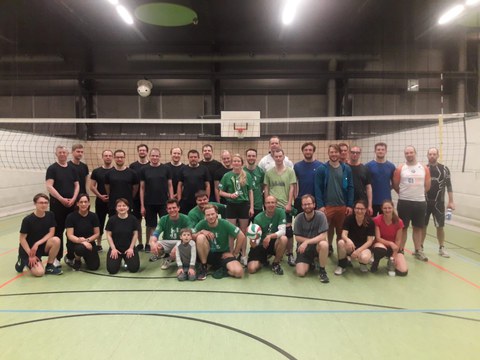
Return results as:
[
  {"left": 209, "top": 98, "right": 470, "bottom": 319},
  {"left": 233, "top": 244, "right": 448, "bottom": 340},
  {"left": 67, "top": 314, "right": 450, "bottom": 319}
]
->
[
  {"left": 218, "top": 154, "right": 254, "bottom": 266},
  {"left": 371, "top": 200, "right": 408, "bottom": 276}
]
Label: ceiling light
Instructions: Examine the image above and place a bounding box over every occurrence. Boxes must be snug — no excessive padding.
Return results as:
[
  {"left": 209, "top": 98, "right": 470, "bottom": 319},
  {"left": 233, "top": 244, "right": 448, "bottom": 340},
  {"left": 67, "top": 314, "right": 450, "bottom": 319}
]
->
[
  {"left": 282, "top": 0, "right": 301, "bottom": 25},
  {"left": 438, "top": 4, "right": 465, "bottom": 25},
  {"left": 107, "top": 0, "right": 119, "bottom": 5},
  {"left": 116, "top": 5, "right": 134, "bottom": 25},
  {"left": 466, "top": 0, "right": 480, "bottom": 6}
]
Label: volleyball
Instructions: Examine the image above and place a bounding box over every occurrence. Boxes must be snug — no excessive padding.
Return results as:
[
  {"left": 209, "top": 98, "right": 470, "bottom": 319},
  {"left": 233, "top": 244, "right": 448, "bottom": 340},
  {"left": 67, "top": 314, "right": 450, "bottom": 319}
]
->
[{"left": 246, "top": 223, "right": 262, "bottom": 244}]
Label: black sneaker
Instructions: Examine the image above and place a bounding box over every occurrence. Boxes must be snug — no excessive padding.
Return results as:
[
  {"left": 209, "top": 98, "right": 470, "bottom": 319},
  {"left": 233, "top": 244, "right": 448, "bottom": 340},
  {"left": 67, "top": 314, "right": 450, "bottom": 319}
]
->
[
  {"left": 370, "top": 259, "right": 379, "bottom": 273},
  {"left": 45, "top": 264, "right": 63, "bottom": 275},
  {"left": 144, "top": 244, "right": 151, "bottom": 253},
  {"left": 73, "top": 259, "right": 81, "bottom": 271},
  {"left": 197, "top": 264, "right": 207, "bottom": 280},
  {"left": 319, "top": 269, "right": 329, "bottom": 283},
  {"left": 15, "top": 256, "right": 26, "bottom": 273},
  {"left": 136, "top": 243, "right": 144, "bottom": 251},
  {"left": 271, "top": 263, "right": 284, "bottom": 275},
  {"left": 212, "top": 267, "right": 229, "bottom": 279}
]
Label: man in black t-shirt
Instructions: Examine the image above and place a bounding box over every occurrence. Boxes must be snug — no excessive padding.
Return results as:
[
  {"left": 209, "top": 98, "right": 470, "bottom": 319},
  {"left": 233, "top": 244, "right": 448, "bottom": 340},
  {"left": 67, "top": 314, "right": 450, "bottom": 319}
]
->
[
  {"left": 16, "top": 193, "right": 62, "bottom": 276},
  {"left": 200, "top": 144, "right": 222, "bottom": 202},
  {"left": 178, "top": 150, "right": 210, "bottom": 214},
  {"left": 68, "top": 144, "right": 89, "bottom": 196},
  {"left": 129, "top": 144, "right": 149, "bottom": 251},
  {"left": 89, "top": 149, "right": 114, "bottom": 251},
  {"left": 213, "top": 150, "right": 232, "bottom": 204},
  {"left": 105, "top": 150, "right": 139, "bottom": 216},
  {"left": 46, "top": 145, "right": 79, "bottom": 263},
  {"left": 140, "top": 148, "right": 174, "bottom": 240},
  {"left": 165, "top": 147, "right": 185, "bottom": 200},
  {"left": 348, "top": 146, "right": 373, "bottom": 216}
]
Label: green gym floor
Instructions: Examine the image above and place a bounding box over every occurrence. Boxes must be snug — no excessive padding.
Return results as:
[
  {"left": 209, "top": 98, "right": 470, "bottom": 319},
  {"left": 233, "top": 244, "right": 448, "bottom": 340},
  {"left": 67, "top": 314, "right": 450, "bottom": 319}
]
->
[{"left": 0, "top": 212, "right": 479, "bottom": 360}]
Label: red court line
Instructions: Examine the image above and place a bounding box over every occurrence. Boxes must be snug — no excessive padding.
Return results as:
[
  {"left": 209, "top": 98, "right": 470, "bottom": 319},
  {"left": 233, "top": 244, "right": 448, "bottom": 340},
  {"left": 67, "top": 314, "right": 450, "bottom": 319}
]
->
[
  {"left": 0, "top": 248, "right": 17, "bottom": 257},
  {"left": 0, "top": 273, "right": 25, "bottom": 289},
  {"left": 405, "top": 248, "right": 480, "bottom": 290}
]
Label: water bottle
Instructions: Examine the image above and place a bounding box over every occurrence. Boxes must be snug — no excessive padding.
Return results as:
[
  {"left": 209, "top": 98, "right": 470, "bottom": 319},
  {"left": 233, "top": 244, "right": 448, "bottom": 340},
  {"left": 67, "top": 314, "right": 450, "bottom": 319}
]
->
[{"left": 445, "top": 208, "right": 452, "bottom": 221}]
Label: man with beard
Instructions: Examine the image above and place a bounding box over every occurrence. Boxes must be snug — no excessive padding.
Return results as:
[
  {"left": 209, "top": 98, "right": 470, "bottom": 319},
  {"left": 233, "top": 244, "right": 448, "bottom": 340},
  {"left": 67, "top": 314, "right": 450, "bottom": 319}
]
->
[
  {"left": 244, "top": 148, "right": 265, "bottom": 220},
  {"left": 200, "top": 144, "right": 223, "bottom": 202},
  {"left": 294, "top": 142, "right": 322, "bottom": 214}
]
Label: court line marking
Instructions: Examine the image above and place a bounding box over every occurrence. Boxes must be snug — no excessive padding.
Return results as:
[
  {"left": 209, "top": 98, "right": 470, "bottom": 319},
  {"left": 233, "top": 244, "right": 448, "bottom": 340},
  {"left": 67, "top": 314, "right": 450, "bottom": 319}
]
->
[
  {"left": 0, "top": 273, "right": 24, "bottom": 289},
  {"left": 403, "top": 248, "right": 480, "bottom": 289},
  {"left": 1, "top": 289, "right": 479, "bottom": 323},
  {"left": 0, "top": 248, "right": 16, "bottom": 257},
  {"left": 0, "top": 313, "right": 297, "bottom": 360}
]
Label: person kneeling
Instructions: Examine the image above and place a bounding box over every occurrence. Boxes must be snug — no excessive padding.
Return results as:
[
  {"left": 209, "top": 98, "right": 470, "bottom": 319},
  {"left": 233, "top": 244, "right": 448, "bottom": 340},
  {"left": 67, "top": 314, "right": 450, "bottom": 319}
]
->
[
  {"left": 175, "top": 228, "right": 196, "bottom": 281},
  {"left": 105, "top": 198, "right": 140, "bottom": 274}
]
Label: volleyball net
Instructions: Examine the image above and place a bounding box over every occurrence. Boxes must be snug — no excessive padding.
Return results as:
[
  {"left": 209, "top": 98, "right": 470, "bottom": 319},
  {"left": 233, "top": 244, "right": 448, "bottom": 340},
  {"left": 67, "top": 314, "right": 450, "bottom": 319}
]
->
[{"left": 0, "top": 113, "right": 471, "bottom": 172}]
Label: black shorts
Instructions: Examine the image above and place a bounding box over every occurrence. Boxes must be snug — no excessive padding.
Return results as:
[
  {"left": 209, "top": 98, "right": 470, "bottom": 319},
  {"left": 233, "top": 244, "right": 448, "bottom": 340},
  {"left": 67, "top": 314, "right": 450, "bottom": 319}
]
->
[
  {"left": 295, "top": 244, "right": 318, "bottom": 264},
  {"left": 397, "top": 199, "right": 426, "bottom": 228},
  {"left": 19, "top": 244, "right": 47, "bottom": 268},
  {"left": 132, "top": 198, "right": 142, "bottom": 219},
  {"left": 425, "top": 200, "right": 445, "bottom": 228},
  {"left": 226, "top": 201, "right": 250, "bottom": 219},
  {"left": 372, "top": 205, "right": 383, "bottom": 217},
  {"left": 145, "top": 204, "right": 167, "bottom": 227},
  {"left": 248, "top": 238, "right": 277, "bottom": 263},
  {"left": 207, "top": 252, "right": 237, "bottom": 270}
]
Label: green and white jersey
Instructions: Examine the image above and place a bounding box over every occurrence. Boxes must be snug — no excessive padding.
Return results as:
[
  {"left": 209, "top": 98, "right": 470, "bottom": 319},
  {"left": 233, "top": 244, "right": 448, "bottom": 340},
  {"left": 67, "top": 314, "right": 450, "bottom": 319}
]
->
[
  {"left": 245, "top": 166, "right": 265, "bottom": 210},
  {"left": 194, "top": 218, "right": 240, "bottom": 253},
  {"left": 187, "top": 202, "right": 227, "bottom": 225},
  {"left": 254, "top": 208, "right": 286, "bottom": 243},
  {"left": 264, "top": 167, "right": 297, "bottom": 208},
  {"left": 152, "top": 213, "right": 192, "bottom": 240},
  {"left": 218, "top": 171, "right": 253, "bottom": 204}
]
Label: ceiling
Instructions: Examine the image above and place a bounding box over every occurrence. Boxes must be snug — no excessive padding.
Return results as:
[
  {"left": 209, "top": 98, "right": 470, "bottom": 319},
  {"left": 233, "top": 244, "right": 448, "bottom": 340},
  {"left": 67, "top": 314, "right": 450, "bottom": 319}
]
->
[{"left": 0, "top": 0, "right": 476, "bottom": 96}]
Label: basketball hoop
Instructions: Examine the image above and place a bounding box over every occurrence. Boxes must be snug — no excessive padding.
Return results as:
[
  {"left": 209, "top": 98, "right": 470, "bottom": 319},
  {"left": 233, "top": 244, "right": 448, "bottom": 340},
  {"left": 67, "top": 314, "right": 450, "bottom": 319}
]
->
[{"left": 236, "top": 128, "right": 246, "bottom": 139}]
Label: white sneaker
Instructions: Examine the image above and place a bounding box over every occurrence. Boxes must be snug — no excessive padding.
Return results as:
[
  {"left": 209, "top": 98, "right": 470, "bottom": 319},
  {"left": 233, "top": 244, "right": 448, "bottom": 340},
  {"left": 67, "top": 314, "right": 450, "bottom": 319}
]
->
[
  {"left": 334, "top": 266, "right": 346, "bottom": 275},
  {"left": 160, "top": 258, "right": 173, "bottom": 270},
  {"left": 240, "top": 256, "right": 248, "bottom": 267},
  {"left": 359, "top": 263, "right": 369, "bottom": 273},
  {"left": 439, "top": 247, "right": 450, "bottom": 258},
  {"left": 414, "top": 250, "right": 428, "bottom": 262},
  {"left": 53, "top": 258, "right": 61, "bottom": 268}
]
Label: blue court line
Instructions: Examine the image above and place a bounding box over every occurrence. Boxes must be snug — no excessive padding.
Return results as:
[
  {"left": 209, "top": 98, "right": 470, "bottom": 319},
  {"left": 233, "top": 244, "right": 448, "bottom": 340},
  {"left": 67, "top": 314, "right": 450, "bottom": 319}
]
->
[{"left": 1, "top": 308, "right": 480, "bottom": 315}]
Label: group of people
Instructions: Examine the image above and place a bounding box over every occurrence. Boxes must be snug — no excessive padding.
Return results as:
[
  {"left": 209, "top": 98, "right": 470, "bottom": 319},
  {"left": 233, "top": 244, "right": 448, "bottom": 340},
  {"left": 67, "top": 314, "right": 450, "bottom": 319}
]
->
[{"left": 15, "top": 137, "right": 454, "bottom": 283}]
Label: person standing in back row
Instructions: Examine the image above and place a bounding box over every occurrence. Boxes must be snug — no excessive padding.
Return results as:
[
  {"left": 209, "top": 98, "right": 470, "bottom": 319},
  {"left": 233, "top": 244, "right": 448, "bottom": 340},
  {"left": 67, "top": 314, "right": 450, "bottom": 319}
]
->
[{"left": 423, "top": 147, "right": 455, "bottom": 258}]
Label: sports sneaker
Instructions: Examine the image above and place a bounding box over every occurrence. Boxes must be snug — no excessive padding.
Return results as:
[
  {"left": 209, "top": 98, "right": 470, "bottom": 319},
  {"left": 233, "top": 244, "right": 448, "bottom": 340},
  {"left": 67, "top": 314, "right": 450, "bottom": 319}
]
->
[
  {"left": 359, "top": 263, "right": 369, "bottom": 273},
  {"left": 177, "top": 271, "right": 188, "bottom": 281},
  {"left": 149, "top": 254, "right": 160, "bottom": 262},
  {"left": 73, "top": 259, "right": 81, "bottom": 271},
  {"left": 197, "top": 264, "right": 207, "bottom": 280},
  {"left": 370, "top": 260, "right": 379, "bottom": 273},
  {"left": 414, "top": 249, "right": 428, "bottom": 262},
  {"left": 53, "top": 258, "right": 62, "bottom": 268},
  {"left": 15, "top": 256, "right": 26, "bottom": 273},
  {"left": 334, "top": 266, "right": 346, "bottom": 275},
  {"left": 240, "top": 256, "right": 248, "bottom": 267},
  {"left": 188, "top": 271, "right": 196, "bottom": 281},
  {"left": 160, "top": 258, "right": 173, "bottom": 270},
  {"left": 97, "top": 245, "right": 103, "bottom": 252},
  {"left": 144, "top": 244, "right": 151, "bottom": 253},
  {"left": 319, "top": 269, "right": 330, "bottom": 283},
  {"left": 287, "top": 253, "right": 295, "bottom": 267},
  {"left": 439, "top": 246, "right": 450, "bottom": 258},
  {"left": 346, "top": 257, "right": 353, "bottom": 267},
  {"left": 64, "top": 255, "right": 75, "bottom": 268},
  {"left": 212, "top": 267, "right": 229, "bottom": 279},
  {"left": 387, "top": 257, "right": 396, "bottom": 277},
  {"left": 45, "top": 264, "right": 63, "bottom": 275},
  {"left": 136, "top": 243, "right": 144, "bottom": 251},
  {"left": 271, "top": 263, "right": 284, "bottom": 275}
]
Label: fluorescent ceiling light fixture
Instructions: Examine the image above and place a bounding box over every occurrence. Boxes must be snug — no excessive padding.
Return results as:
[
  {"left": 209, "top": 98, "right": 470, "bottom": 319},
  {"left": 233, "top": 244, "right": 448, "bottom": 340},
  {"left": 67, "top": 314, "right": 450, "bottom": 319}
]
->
[
  {"left": 466, "top": 0, "right": 480, "bottom": 7},
  {"left": 107, "top": 0, "right": 119, "bottom": 5},
  {"left": 116, "top": 5, "right": 134, "bottom": 25},
  {"left": 438, "top": 4, "right": 465, "bottom": 25},
  {"left": 282, "top": 0, "right": 301, "bottom": 25}
]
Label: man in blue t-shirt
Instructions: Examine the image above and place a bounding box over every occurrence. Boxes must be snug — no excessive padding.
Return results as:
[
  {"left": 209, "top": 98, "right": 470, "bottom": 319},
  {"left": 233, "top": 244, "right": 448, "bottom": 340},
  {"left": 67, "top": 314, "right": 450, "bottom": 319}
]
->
[{"left": 294, "top": 141, "right": 322, "bottom": 213}]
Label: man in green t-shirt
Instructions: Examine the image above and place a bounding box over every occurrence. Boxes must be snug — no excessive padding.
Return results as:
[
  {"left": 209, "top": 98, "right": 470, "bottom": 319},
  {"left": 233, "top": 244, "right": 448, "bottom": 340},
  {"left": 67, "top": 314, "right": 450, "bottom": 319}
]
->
[
  {"left": 264, "top": 149, "right": 297, "bottom": 267},
  {"left": 244, "top": 148, "right": 265, "bottom": 220},
  {"left": 248, "top": 196, "right": 287, "bottom": 275},
  {"left": 188, "top": 190, "right": 227, "bottom": 226},
  {"left": 149, "top": 199, "right": 193, "bottom": 269},
  {"left": 193, "top": 204, "right": 245, "bottom": 280}
]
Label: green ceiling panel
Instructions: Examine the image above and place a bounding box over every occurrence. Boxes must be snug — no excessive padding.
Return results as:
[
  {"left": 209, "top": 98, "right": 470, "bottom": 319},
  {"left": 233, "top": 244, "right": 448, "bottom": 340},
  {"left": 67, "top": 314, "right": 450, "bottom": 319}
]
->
[{"left": 135, "top": 3, "right": 198, "bottom": 27}]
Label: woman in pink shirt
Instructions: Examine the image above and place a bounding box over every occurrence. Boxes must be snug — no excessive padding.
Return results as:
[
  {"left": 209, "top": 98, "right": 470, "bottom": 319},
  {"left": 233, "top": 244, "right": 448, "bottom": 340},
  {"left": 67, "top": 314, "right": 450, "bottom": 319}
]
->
[{"left": 372, "top": 200, "right": 408, "bottom": 276}]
